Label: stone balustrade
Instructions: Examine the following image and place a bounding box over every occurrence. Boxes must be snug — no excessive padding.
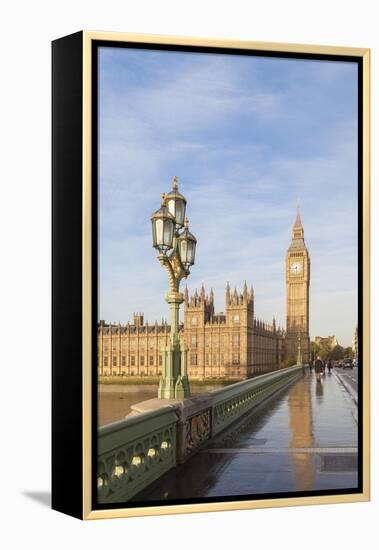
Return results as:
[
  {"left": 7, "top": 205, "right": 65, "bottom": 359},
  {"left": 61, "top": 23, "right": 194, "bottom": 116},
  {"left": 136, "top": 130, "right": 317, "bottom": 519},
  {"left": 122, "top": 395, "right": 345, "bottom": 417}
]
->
[
  {"left": 97, "top": 406, "right": 177, "bottom": 504},
  {"left": 211, "top": 365, "right": 302, "bottom": 435},
  {"left": 97, "top": 364, "right": 302, "bottom": 504}
]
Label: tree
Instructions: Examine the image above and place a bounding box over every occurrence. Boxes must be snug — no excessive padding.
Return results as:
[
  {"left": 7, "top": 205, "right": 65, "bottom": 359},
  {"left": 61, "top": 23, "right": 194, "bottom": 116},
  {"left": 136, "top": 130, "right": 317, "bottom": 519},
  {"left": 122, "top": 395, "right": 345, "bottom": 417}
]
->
[
  {"left": 281, "top": 358, "right": 296, "bottom": 369},
  {"left": 329, "top": 345, "right": 345, "bottom": 360},
  {"left": 318, "top": 341, "right": 332, "bottom": 360},
  {"left": 344, "top": 346, "right": 354, "bottom": 359}
]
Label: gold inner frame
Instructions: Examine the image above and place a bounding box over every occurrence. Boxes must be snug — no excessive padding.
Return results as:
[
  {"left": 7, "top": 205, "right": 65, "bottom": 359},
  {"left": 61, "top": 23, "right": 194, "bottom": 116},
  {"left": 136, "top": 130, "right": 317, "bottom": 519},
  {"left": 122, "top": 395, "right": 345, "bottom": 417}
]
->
[{"left": 82, "top": 31, "right": 370, "bottom": 520}]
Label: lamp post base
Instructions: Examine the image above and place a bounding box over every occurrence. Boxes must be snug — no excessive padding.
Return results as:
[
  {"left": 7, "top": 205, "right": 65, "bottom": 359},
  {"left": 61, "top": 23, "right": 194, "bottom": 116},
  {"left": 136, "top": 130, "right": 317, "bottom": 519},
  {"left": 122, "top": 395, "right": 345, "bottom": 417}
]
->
[
  {"left": 157, "top": 290, "right": 191, "bottom": 400},
  {"left": 158, "top": 374, "right": 191, "bottom": 400},
  {"left": 158, "top": 339, "right": 191, "bottom": 399}
]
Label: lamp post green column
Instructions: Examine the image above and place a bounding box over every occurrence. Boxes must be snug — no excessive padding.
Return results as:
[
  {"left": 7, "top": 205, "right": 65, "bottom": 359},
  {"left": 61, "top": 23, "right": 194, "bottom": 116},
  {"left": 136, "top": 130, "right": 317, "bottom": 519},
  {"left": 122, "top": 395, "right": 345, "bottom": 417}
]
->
[
  {"left": 297, "top": 332, "right": 302, "bottom": 366},
  {"left": 150, "top": 177, "right": 196, "bottom": 399},
  {"left": 159, "top": 291, "right": 190, "bottom": 399}
]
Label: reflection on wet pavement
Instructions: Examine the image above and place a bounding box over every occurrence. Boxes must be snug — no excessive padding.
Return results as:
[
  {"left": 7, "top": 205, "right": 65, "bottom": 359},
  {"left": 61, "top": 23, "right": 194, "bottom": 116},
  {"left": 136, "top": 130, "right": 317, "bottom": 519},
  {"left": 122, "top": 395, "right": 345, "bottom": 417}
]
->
[
  {"left": 133, "top": 371, "right": 358, "bottom": 502},
  {"left": 288, "top": 371, "right": 314, "bottom": 491}
]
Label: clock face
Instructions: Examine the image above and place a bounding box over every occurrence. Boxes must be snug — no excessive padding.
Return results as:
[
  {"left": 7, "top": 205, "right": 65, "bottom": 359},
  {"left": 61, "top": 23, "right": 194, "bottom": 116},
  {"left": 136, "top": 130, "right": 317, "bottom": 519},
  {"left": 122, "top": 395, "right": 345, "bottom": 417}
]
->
[{"left": 291, "top": 261, "right": 302, "bottom": 274}]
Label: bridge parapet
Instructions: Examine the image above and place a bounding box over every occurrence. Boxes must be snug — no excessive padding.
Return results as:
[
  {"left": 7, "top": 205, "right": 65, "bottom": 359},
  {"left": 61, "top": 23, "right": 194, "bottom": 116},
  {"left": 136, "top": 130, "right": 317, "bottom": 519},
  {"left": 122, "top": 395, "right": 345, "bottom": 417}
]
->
[
  {"left": 211, "top": 365, "right": 302, "bottom": 435},
  {"left": 97, "top": 406, "right": 177, "bottom": 504},
  {"left": 97, "top": 365, "right": 302, "bottom": 504}
]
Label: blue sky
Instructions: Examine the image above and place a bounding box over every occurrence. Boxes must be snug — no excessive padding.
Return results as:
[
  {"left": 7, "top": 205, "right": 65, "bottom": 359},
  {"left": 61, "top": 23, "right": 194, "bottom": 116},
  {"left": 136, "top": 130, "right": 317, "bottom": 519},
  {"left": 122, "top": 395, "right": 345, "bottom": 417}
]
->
[{"left": 98, "top": 47, "right": 358, "bottom": 347}]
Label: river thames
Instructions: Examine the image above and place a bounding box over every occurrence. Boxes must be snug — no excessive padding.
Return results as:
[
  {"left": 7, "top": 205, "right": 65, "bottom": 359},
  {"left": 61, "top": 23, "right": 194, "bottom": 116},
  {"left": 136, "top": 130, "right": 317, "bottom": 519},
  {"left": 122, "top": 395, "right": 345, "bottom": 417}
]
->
[{"left": 98, "top": 383, "right": 227, "bottom": 426}]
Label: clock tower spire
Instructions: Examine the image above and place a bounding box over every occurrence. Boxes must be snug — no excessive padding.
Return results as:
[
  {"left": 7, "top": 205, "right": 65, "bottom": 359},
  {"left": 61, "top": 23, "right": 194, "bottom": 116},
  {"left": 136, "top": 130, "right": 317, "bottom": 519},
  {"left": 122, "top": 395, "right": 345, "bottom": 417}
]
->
[{"left": 286, "top": 207, "right": 310, "bottom": 362}]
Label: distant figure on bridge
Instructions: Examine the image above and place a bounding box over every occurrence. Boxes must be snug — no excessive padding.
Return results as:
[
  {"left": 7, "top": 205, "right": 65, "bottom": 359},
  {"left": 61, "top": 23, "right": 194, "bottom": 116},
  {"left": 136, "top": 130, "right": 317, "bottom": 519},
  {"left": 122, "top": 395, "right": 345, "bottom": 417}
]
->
[
  {"left": 314, "top": 356, "right": 324, "bottom": 381},
  {"left": 327, "top": 359, "right": 333, "bottom": 373}
]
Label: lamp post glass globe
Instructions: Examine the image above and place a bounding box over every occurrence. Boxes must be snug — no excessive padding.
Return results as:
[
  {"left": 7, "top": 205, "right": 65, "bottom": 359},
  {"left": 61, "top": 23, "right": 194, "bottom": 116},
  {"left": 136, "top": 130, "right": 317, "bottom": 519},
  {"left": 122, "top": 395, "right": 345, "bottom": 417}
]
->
[
  {"left": 165, "top": 176, "right": 187, "bottom": 228},
  {"left": 178, "top": 218, "right": 197, "bottom": 270},
  {"left": 151, "top": 200, "right": 175, "bottom": 254}
]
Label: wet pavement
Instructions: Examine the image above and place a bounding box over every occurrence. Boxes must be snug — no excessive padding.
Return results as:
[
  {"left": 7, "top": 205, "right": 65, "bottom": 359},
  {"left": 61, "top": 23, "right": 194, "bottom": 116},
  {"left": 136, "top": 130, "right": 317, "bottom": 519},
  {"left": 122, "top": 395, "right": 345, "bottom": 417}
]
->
[
  {"left": 134, "top": 370, "right": 358, "bottom": 502},
  {"left": 334, "top": 366, "right": 359, "bottom": 399}
]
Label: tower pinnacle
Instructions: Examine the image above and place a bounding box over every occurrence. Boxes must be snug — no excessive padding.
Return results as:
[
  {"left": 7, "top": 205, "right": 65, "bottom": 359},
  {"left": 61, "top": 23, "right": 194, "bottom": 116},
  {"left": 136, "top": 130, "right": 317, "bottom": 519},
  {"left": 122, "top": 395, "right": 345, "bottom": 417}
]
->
[
  {"left": 243, "top": 280, "right": 248, "bottom": 302},
  {"left": 292, "top": 205, "right": 304, "bottom": 241},
  {"left": 226, "top": 282, "right": 231, "bottom": 305},
  {"left": 294, "top": 204, "right": 302, "bottom": 227}
]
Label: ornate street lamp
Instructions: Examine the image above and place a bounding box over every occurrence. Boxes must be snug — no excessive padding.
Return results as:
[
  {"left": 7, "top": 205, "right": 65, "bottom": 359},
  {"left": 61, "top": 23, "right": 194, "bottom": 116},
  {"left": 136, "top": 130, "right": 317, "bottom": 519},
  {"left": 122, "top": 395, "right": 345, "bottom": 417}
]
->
[{"left": 151, "top": 176, "right": 197, "bottom": 399}]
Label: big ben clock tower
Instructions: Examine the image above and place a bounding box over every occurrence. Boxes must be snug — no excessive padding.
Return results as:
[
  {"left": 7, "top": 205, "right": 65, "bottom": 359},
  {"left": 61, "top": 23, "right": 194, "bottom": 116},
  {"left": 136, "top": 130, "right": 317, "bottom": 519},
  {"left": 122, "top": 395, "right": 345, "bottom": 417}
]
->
[{"left": 286, "top": 208, "right": 310, "bottom": 362}]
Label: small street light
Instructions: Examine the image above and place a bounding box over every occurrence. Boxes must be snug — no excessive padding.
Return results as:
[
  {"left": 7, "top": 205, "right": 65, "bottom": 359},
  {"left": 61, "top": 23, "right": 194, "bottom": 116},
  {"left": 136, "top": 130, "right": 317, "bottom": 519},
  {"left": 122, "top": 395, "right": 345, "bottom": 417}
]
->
[
  {"left": 177, "top": 218, "right": 197, "bottom": 270},
  {"left": 165, "top": 175, "right": 187, "bottom": 228},
  {"left": 151, "top": 194, "right": 176, "bottom": 253},
  {"left": 297, "top": 332, "right": 302, "bottom": 366},
  {"left": 151, "top": 176, "right": 197, "bottom": 399}
]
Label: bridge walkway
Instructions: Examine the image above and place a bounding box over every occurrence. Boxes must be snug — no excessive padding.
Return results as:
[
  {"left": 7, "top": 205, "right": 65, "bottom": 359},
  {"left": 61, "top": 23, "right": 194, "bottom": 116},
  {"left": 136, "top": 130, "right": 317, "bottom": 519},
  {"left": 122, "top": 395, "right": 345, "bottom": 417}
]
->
[{"left": 133, "top": 370, "right": 358, "bottom": 501}]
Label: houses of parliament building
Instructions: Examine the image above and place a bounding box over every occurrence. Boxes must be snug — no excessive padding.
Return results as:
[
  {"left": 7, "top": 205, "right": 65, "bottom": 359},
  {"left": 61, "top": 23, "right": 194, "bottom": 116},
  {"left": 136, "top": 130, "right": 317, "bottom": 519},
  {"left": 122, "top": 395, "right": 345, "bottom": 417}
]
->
[{"left": 97, "top": 210, "right": 311, "bottom": 380}]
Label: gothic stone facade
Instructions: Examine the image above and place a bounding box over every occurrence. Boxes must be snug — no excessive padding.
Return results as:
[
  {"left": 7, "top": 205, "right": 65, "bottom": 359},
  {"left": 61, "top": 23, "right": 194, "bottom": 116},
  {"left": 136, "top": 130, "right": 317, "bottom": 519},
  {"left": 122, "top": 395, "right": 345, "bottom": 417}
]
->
[
  {"left": 183, "top": 283, "right": 286, "bottom": 379},
  {"left": 97, "top": 283, "right": 286, "bottom": 380}
]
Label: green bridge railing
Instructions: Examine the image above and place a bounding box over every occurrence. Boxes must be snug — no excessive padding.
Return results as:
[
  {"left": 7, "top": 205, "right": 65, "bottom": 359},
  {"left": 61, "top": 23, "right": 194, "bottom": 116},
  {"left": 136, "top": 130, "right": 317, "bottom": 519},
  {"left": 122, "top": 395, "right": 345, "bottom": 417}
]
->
[
  {"left": 212, "top": 366, "right": 302, "bottom": 435},
  {"left": 97, "top": 364, "right": 302, "bottom": 504},
  {"left": 97, "top": 406, "right": 177, "bottom": 504}
]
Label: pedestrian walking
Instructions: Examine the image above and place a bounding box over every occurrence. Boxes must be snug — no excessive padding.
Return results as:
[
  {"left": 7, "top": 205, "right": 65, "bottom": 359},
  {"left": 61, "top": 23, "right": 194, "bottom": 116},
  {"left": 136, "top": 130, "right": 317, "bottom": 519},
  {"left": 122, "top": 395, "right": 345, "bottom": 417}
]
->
[
  {"left": 327, "top": 359, "right": 332, "bottom": 373},
  {"left": 314, "top": 356, "right": 324, "bottom": 382}
]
